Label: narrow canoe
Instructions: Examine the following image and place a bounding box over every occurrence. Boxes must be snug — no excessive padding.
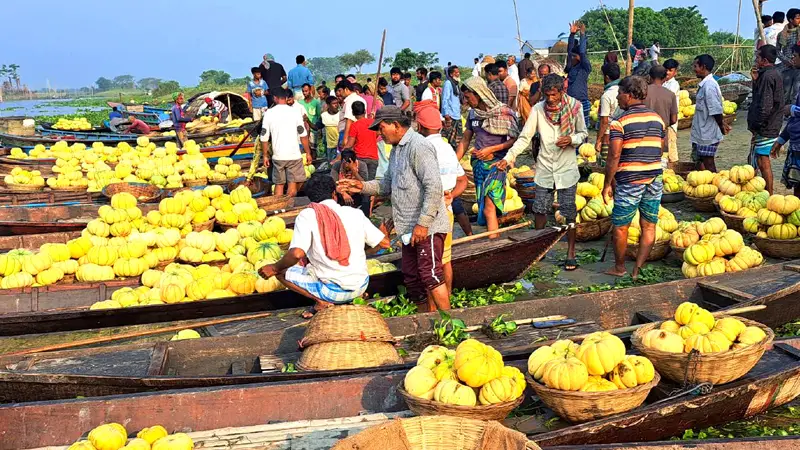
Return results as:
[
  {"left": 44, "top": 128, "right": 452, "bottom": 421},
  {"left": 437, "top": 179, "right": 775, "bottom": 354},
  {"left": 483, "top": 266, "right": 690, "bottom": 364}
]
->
[
  {"left": 0, "top": 227, "right": 565, "bottom": 336},
  {"left": 1, "top": 336, "right": 798, "bottom": 449},
  {"left": 0, "top": 260, "right": 797, "bottom": 404}
]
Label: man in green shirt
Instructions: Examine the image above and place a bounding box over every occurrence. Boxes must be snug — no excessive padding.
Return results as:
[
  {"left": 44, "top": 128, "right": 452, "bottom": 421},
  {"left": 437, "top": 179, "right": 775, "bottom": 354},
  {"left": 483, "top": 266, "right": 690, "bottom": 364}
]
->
[{"left": 298, "top": 83, "right": 323, "bottom": 157}]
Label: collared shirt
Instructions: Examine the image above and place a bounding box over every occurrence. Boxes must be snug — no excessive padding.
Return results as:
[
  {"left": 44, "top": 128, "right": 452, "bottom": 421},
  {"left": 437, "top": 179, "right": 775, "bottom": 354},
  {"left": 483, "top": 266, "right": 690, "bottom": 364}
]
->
[
  {"left": 649, "top": 45, "right": 660, "bottom": 61},
  {"left": 508, "top": 64, "right": 520, "bottom": 87},
  {"left": 287, "top": 65, "right": 314, "bottom": 93},
  {"left": 391, "top": 81, "right": 410, "bottom": 109},
  {"left": 599, "top": 81, "right": 621, "bottom": 132},
  {"left": 778, "top": 25, "right": 800, "bottom": 64},
  {"left": 362, "top": 129, "right": 450, "bottom": 235},
  {"left": 489, "top": 79, "right": 509, "bottom": 105},
  {"left": 472, "top": 62, "right": 482, "bottom": 77},
  {"left": 442, "top": 79, "right": 461, "bottom": 120},
  {"left": 290, "top": 199, "right": 385, "bottom": 290},
  {"left": 504, "top": 100, "right": 588, "bottom": 189},
  {"left": 691, "top": 74, "right": 725, "bottom": 146},
  {"left": 425, "top": 133, "right": 464, "bottom": 192},
  {"left": 609, "top": 104, "right": 665, "bottom": 184}
]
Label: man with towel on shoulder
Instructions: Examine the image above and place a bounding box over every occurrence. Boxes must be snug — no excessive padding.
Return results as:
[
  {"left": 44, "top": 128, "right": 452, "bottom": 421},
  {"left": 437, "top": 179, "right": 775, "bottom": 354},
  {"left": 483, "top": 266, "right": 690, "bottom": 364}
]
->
[{"left": 259, "top": 174, "right": 390, "bottom": 318}]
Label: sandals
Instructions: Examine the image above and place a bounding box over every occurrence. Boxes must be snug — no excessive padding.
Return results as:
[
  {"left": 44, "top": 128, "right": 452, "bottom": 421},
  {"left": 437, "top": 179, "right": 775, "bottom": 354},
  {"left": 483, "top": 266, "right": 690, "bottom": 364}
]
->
[{"left": 564, "top": 258, "right": 579, "bottom": 271}]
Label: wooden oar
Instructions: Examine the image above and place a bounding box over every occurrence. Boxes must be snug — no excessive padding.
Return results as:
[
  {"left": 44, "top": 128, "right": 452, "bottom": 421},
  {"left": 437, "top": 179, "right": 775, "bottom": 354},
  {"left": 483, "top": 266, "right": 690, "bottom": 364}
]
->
[
  {"left": 451, "top": 220, "right": 533, "bottom": 246},
  {"left": 4, "top": 312, "right": 276, "bottom": 357}
]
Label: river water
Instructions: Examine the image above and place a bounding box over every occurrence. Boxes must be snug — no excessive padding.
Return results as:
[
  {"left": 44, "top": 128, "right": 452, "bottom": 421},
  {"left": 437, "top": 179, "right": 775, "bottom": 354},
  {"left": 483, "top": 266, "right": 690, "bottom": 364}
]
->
[{"left": 0, "top": 99, "right": 105, "bottom": 117}]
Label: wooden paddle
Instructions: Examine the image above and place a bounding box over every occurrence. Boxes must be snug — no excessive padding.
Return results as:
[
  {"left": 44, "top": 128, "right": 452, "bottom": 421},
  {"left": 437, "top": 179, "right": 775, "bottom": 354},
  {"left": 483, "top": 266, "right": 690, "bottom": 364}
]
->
[
  {"left": 451, "top": 220, "right": 533, "bottom": 246},
  {"left": 4, "top": 312, "right": 276, "bottom": 357},
  {"left": 228, "top": 121, "right": 261, "bottom": 158}
]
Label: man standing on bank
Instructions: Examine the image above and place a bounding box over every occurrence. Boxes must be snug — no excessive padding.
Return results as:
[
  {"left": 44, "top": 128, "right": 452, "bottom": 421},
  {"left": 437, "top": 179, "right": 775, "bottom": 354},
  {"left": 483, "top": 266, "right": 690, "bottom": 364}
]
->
[
  {"left": 748, "top": 44, "right": 784, "bottom": 194},
  {"left": 338, "top": 106, "right": 451, "bottom": 312}
]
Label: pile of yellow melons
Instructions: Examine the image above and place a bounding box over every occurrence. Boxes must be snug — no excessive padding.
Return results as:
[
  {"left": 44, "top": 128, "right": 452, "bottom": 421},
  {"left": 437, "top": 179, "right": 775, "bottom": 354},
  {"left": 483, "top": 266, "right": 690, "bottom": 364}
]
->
[
  {"left": 626, "top": 206, "right": 676, "bottom": 246},
  {"left": 67, "top": 422, "right": 192, "bottom": 450},
  {"left": 403, "top": 340, "right": 525, "bottom": 407},
  {"left": 527, "top": 333, "right": 655, "bottom": 393},
  {"left": 663, "top": 169, "right": 685, "bottom": 194},
  {"left": 678, "top": 217, "right": 764, "bottom": 278},
  {"left": 683, "top": 170, "right": 718, "bottom": 199},
  {"left": 640, "top": 302, "right": 768, "bottom": 354},
  {"left": 742, "top": 193, "right": 800, "bottom": 240}
]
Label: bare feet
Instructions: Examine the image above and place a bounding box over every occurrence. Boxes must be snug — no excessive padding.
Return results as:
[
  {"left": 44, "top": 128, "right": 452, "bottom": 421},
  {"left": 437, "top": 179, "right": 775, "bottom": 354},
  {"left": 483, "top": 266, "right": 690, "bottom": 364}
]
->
[
  {"left": 631, "top": 266, "right": 642, "bottom": 280},
  {"left": 605, "top": 265, "right": 627, "bottom": 277}
]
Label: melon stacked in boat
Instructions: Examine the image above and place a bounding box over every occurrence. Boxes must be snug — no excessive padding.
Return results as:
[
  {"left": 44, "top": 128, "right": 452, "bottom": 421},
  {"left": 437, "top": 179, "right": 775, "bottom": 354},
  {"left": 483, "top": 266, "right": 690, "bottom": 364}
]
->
[
  {"left": 634, "top": 302, "right": 773, "bottom": 385},
  {"left": 401, "top": 339, "right": 526, "bottom": 420},
  {"left": 66, "top": 422, "right": 193, "bottom": 450},
  {"left": 676, "top": 217, "right": 764, "bottom": 278},
  {"left": 524, "top": 332, "right": 659, "bottom": 423}
]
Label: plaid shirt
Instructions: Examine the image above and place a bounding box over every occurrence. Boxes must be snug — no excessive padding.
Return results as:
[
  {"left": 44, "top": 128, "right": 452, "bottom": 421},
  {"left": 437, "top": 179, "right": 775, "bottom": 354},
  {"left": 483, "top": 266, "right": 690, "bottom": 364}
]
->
[{"left": 489, "top": 79, "right": 509, "bottom": 105}]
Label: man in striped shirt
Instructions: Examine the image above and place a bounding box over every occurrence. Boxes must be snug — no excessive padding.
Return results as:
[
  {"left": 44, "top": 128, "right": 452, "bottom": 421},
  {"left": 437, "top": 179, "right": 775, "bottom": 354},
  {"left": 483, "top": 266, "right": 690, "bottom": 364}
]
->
[{"left": 602, "top": 76, "right": 666, "bottom": 280}]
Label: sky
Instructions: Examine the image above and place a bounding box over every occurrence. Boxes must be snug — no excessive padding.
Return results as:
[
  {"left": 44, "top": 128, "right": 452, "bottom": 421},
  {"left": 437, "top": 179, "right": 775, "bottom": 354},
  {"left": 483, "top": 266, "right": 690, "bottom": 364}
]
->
[{"left": 4, "top": 0, "right": 763, "bottom": 90}]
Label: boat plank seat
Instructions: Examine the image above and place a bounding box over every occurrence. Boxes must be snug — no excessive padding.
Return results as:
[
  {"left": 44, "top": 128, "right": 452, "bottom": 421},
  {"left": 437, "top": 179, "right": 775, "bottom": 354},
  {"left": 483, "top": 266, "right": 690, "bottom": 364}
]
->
[
  {"left": 697, "top": 281, "right": 756, "bottom": 302},
  {"left": 9, "top": 347, "right": 153, "bottom": 376},
  {"left": 146, "top": 343, "right": 169, "bottom": 376},
  {"left": 633, "top": 311, "right": 663, "bottom": 324}
]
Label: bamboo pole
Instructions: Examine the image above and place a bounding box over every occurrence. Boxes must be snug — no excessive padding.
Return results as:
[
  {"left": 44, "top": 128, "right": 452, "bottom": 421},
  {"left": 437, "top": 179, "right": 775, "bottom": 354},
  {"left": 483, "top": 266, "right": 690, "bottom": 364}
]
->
[
  {"left": 753, "top": 0, "right": 766, "bottom": 43},
  {"left": 734, "top": 0, "right": 743, "bottom": 71},
  {"left": 512, "top": 0, "right": 523, "bottom": 55},
  {"left": 4, "top": 312, "right": 276, "bottom": 356},
  {"left": 599, "top": 0, "right": 625, "bottom": 61},
  {"left": 373, "top": 30, "right": 387, "bottom": 100},
  {"left": 626, "top": 0, "right": 635, "bottom": 75}
]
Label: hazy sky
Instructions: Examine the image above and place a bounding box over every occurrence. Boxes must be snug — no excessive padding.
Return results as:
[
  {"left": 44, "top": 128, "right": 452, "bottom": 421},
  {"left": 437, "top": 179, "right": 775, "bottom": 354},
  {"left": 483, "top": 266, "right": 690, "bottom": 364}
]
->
[{"left": 5, "top": 0, "right": 761, "bottom": 89}]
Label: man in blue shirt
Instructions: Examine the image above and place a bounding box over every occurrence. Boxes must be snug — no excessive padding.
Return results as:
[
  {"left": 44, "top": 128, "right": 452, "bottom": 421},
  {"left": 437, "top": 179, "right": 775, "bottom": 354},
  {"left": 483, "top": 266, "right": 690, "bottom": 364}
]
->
[
  {"left": 247, "top": 67, "right": 269, "bottom": 120},
  {"left": 288, "top": 55, "right": 315, "bottom": 101},
  {"left": 566, "top": 21, "right": 592, "bottom": 128},
  {"left": 441, "top": 65, "right": 462, "bottom": 150}
]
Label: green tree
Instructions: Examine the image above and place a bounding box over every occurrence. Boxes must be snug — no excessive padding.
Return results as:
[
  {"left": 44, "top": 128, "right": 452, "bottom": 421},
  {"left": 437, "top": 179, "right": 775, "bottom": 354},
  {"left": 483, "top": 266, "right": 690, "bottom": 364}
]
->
[
  {"left": 389, "top": 48, "right": 439, "bottom": 71},
  {"left": 580, "top": 7, "right": 672, "bottom": 52},
  {"left": 308, "top": 56, "right": 346, "bottom": 82},
  {"left": 661, "top": 6, "right": 709, "bottom": 48},
  {"left": 137, "top": 77, "right": 161, "bottom": 91},
  {"left": 7, "top": 64, "right": 20, "bottom": 89},
  {"left": 709, "top": 31, "right": 743, "bottom": 45},
  {"left": 113, "top": 75, "right": 135, "bottom": 89},
  {"left": 153, "top": 80, "right": 180, "bottom": 98},
  {"left": 338, "top": 49, "right": 376, "bottom": 74},
  {"left": 231, "top": 76, "right": 250, "bottom": 85},
  {"left": 95, "top": 77, "right": 113, "bottom": 91},
  {"left": 199, "top": 70, "right": 231, "bottom": 85}
]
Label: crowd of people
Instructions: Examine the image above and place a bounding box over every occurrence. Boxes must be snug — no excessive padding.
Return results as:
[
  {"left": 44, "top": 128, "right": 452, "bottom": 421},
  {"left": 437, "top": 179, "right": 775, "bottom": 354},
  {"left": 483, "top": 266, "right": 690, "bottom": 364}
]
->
[{"left": 231, "top": 12, "right": 800, "bottom": 317}]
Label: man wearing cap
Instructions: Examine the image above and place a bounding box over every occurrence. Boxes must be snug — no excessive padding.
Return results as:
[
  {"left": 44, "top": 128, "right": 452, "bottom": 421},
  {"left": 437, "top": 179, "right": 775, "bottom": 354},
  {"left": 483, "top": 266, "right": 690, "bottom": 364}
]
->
[
  {"left": 258, "top": 88, "right": 312, "bottom": 197},
  {"left": 170, "top": 92, "right": 193, "bottom": 146},
  {"left": 414, "top": 100, "right": 469, "bottom": 296},
  {"left": 338, "top": 106, "right": 451, "bottom": 312},
  {"left": 201, "top": 97, "right": 230, "bottom": 122}
]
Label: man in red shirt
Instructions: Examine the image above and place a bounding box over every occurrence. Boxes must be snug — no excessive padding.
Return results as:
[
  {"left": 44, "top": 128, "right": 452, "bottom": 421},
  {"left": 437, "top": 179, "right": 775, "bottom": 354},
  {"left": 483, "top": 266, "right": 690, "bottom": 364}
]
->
[
  {"left": 125, "top": 117, "right": 152, "bottom": 135},
  {"left": 344, "top": 101, "right": 379, "bottom": 180}
]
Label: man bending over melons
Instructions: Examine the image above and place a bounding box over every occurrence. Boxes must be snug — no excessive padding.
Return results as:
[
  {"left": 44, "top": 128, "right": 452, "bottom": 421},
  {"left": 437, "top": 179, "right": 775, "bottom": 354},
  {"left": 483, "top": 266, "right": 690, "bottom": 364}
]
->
[{"left": 259, "top": 174, "right": 390, "bottom": 318}]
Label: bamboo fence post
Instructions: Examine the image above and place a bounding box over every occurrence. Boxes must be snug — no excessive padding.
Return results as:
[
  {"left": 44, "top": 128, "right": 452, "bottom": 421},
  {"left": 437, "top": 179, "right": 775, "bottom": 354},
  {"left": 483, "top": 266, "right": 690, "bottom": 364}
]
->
[{"left": 626, "top": 0, "right": 635, "bottom": 76}]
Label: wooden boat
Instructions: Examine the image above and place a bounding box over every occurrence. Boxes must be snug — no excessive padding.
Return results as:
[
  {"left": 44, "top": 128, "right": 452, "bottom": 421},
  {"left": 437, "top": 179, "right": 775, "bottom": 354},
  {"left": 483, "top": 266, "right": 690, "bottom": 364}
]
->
[
  {"left": 1, "top": 335, "right": 798, "bottom": 449},
  {"left": 0, "top": 231, "right": 80, "bottom": 252},
  {"left": 128, "top": 413, "right": 800, "bottom": 450},
  {"left": 0, "top": 187, "right": 102, "bottom": 206},
  {"left": 677, "top": 114, "right": 736, "bottom": 130},
  {"left": 0, "top": 261, "right": 797, "bottom": 403},
  {"left": 0, "top": 227, "right": 564, "bottom": 336},
  {"left": 0, "top": 202, "right": 160, "bottom": 236}
]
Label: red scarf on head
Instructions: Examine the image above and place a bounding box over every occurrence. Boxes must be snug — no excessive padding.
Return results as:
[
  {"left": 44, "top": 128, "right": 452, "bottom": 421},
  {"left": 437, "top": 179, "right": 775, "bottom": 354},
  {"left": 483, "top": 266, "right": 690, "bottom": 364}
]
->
[{"left": 309, "top": 202, "right": 351, "bottom": 266}]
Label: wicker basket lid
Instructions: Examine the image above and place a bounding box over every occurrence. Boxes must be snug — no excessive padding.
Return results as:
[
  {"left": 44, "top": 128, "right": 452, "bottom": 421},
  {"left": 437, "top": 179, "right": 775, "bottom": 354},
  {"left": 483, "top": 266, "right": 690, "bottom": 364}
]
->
[
  {"left": 331, "top": 416, "right": 539, "bottom": 450},
  {"left": 301, "top": 304, "right": 395, "bottom": 347},
  {"left": 297, "top": 340, "right": 403, "bottom": 371}
]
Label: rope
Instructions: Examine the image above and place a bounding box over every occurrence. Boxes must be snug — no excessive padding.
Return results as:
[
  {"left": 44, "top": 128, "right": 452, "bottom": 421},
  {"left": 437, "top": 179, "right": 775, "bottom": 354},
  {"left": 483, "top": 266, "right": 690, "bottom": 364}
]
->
[
  {"left": 649, "top": 382, "right": 714, "bottom": 407},
  {"left": 546, "top": 43, "right": 754, "bottom": 57}
]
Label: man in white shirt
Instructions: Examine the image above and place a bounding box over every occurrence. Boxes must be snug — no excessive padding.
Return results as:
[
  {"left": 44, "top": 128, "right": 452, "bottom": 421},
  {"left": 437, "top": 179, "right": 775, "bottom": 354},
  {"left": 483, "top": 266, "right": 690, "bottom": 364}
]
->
[
  {"left": 596, "top": 63, "right": 622, "bottom": 156},
  {"left": 472, "top": 57, "right": 482, "bottom": 77},
  {"left": 507, "top": 55, "right": 521, "bottom": 87},
  {"left": 287, "top": 94, "right": 310, "bottom": 138},
  {"left": 691, "top": 54, "right": 730, "bottom": 172},
  {"left": 497, "top": 74, "right": 587, "bottom": 271},
  {"left": 336, "top": 80, "right": 367, "bottom": 144},
  {"left": 260, "top": 174, "right": 389, "bottom": 318},
  {"left": 414, "top": 99, "right": 468, "bottom": 295},
  {"left": 649, "top": 41, "right": 661, "bottom": 63},
  {"left": 259, "top": 88, "right": 311, "bottom": 197},
  {"left": 662, "top": 59, "right": 682, "bottom": 165}
]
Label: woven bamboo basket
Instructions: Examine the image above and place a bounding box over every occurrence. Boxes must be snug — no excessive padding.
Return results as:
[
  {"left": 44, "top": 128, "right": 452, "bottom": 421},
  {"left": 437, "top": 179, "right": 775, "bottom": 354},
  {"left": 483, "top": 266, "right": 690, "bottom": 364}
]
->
[
  {"left": 670, "top": 243, "right": 687, "bottom": 261},
  {"left": 753, "top": 236, "right": 800, "bottom": 259},
  {"left": 155, "top": 259, "right": 176, "bottom": 270},
  {"left": 297, "top": 341, "right": 403, "bottom": 371},
  {"left": 49, "top": 185, "right": 88, "bottom": 192},
  {"left": 217, "top": 222, "right": 239, "bottom": 231},
  {"left": 672, "top": 161, "right": 696, "bottom": 178},
  {"left": 720, "top": 211, "right": 746, "bottom": 234},
  {"left": 526, "top": 372, "right": 660, "bottom": 423},
  {"left": 183, "top": 179, "right": 207, "bottom": 187},
  {"left": 631, "top": 316, "right": 773, "bottom": 385},
  {"left": 397, "top": 387, "right": 524, "bottom": 421},
  {"left": 625, "top": 240, "right": 671, "bottom": 261},
  {"left": 300, "top": 304, "right": 394, "bottom": 347},
  {"left": 6, "top": 184, "right": 44, "bottom": 192},
  {"left": 498, "top": 207, "right": 525, "bottom": 226},
  {"left": 228, "top": 176, "right": 270, "bottom": 197},
  {"left": 660, "top": 191, "right": 685, "bottom": 204},
  {"left": 256, "top": 194, "right": 294, "bottom": 211},
  {"left": 192, "top": 219, "right": 215, "bottom": 232},
  {"left": 685, "top": 195, "right": 717, "bottom": 212},
  {"left": 331, "top": 415, "right": 540, "bottom": 450},
  {"left": 576, "top": 217, "right": 612, "bottom": 242},
  {"left": 102, "top": 182, "right": 163, "bottom": 203}
]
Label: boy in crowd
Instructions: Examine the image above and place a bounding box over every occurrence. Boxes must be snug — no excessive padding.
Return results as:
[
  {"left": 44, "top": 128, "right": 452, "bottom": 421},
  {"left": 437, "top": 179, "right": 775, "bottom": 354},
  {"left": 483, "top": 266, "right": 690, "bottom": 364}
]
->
[{"left": 321, "top": 96, "right": 341, "bottom": 162}]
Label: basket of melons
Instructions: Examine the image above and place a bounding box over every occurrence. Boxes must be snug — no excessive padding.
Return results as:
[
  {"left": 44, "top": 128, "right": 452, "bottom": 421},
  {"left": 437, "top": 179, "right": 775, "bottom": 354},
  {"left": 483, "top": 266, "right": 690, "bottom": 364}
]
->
[
  {"left": 525, "top": 334, "right": 660, "bottom": 423},
  {"left": 399, "top": 340, "right": 525, "bottom": 421},
  {"left": 683, "top": 170, "right": 718, "bottom": 212},
  {"left": 632, "top": 302, "right": 773, "bottom": 385}
]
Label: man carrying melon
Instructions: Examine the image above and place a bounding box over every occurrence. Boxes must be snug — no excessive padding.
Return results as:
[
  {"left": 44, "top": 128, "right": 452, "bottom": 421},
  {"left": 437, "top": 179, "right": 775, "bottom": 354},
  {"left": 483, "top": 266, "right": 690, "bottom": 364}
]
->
[
  {"left": 602, "top": 76, "right": 666, "bottom": 279},
  {"left": 259, "top": 174, "right": 390, "bottom": 318}
]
